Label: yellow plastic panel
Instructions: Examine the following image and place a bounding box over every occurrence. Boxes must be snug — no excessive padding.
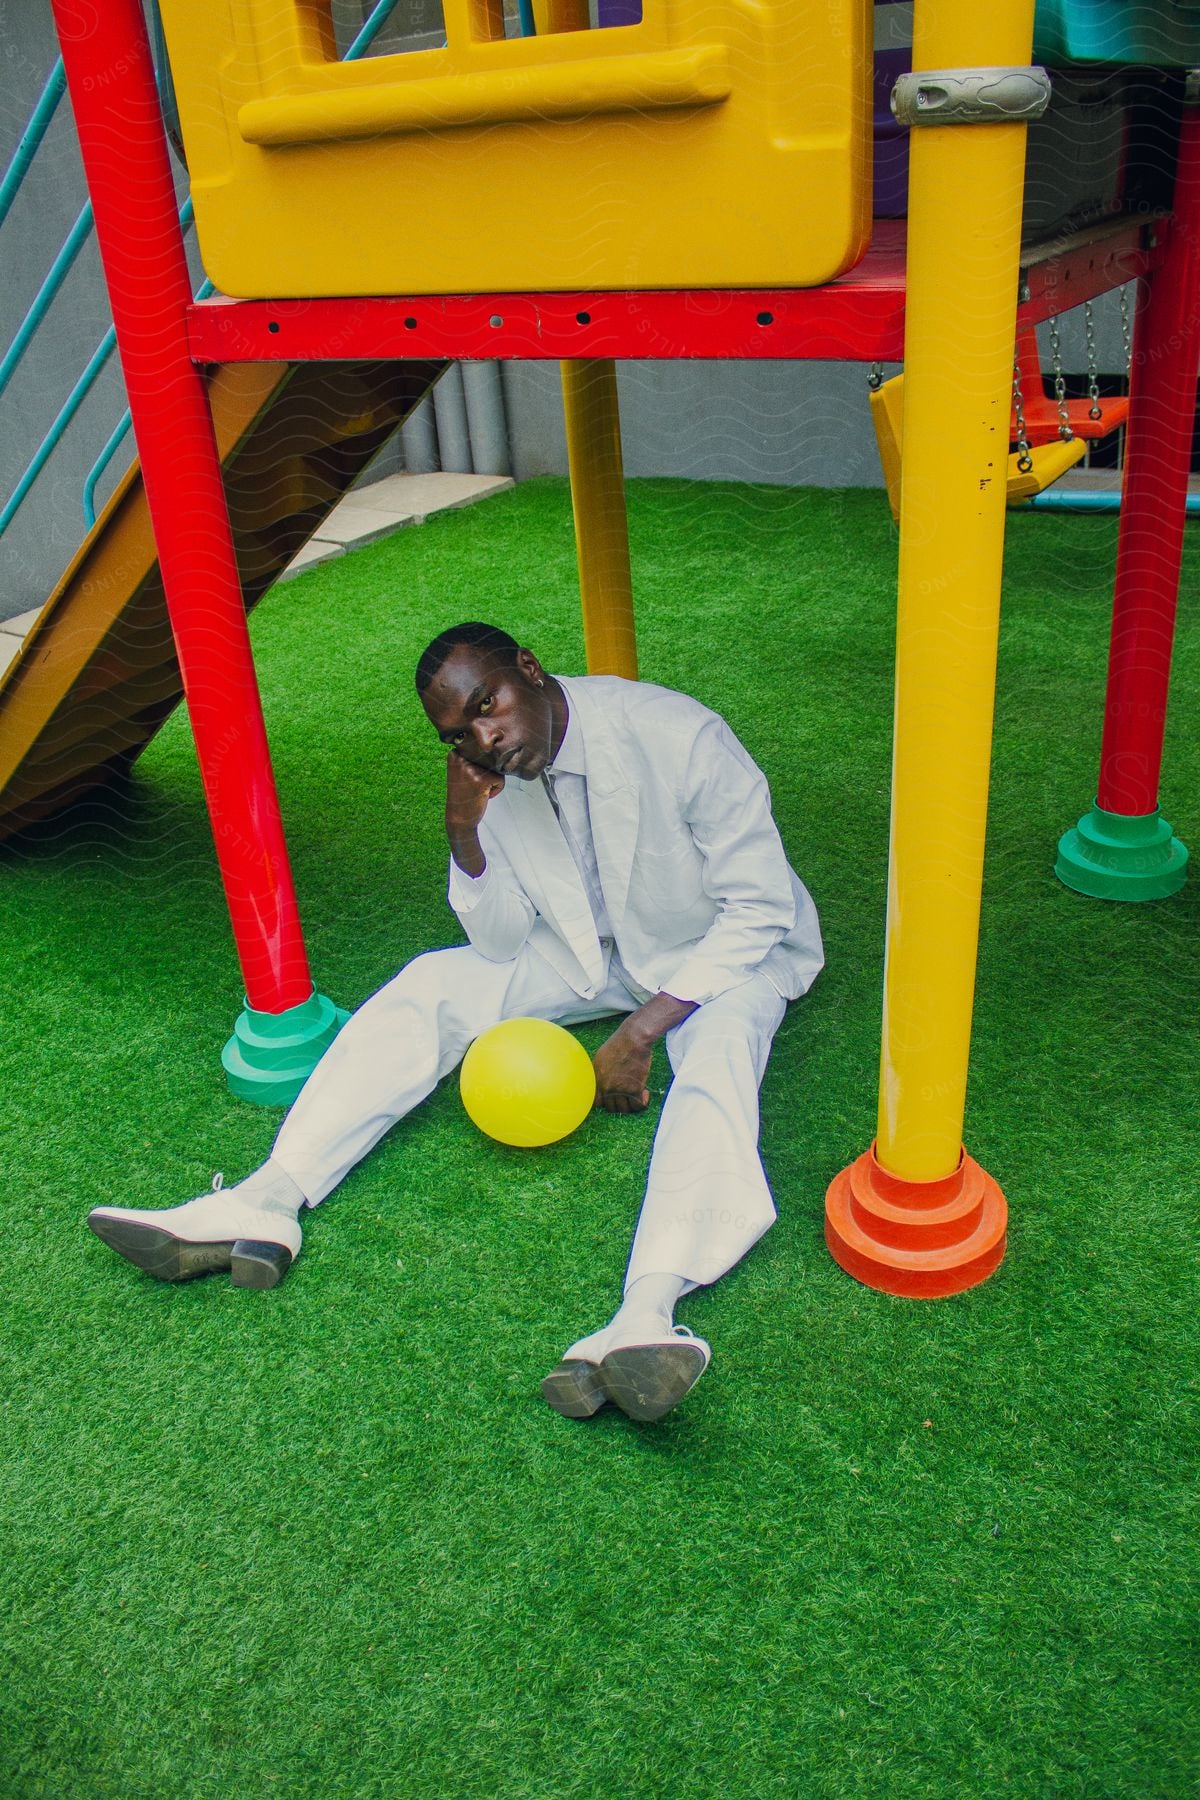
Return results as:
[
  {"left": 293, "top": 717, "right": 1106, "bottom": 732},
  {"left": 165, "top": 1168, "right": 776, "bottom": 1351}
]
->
[{"left": 157, "top": 1, "right": 871, "bottom": 297}]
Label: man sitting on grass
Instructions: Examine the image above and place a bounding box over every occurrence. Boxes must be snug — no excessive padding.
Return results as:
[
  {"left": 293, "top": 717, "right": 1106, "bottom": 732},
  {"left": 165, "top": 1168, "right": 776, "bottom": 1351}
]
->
[{"left": 90, "top": 622, "right": 823, "bottom": 1422}]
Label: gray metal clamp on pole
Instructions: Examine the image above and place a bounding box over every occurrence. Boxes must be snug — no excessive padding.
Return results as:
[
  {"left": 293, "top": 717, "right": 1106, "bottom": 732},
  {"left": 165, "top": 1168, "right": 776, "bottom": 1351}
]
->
[{"left": 891, "top": 67, "right": 1052, "bottom": 128}]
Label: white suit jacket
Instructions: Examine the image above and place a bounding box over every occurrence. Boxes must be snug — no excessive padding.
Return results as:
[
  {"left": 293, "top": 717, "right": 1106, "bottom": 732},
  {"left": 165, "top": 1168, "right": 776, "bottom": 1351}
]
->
[{"left": 448, "top": 675, "right": 823, "bottom": 1006}]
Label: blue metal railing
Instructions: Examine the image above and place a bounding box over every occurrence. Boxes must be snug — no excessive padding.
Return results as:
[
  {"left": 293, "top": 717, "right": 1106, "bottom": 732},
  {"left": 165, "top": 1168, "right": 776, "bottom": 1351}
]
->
[
  {"left": 347, "top": 0, "right": 406, "bottom": 57},
  {"left": 0, "top": 59, "right": 66, "bottom": 232},
  {"left": 0, "top": 201, "right": 94, "bottom": 400},
  {"left": 1028, "top": 488, "right": 1200, "bottom": 515},
  {"left": 81, "top": 405, "right": 134, "bottom": 531}
]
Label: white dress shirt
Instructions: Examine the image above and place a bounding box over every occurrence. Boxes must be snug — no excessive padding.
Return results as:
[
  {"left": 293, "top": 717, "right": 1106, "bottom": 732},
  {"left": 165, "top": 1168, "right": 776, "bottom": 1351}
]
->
[
  {"left": 452, "top": 697, "right": 656, "bottom": 1001},
  {"left": 539, "top": 704, "right": 612, "bottom": 943}
]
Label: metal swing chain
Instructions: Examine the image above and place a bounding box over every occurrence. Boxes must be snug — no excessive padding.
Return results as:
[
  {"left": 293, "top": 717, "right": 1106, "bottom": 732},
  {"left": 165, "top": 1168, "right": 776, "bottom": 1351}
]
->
[
  {"left": 1046, "top": 313, "right": 1074, "bottom": 442},
  {"left": 867, "top": 362, "right": 884, "bottom": 391},
  {"left": 1012, "top": 358, "right": 1034, "bottom": 473},
  {"left": 1116, "top": 284, "right": 1135, "bottom": 477},
  {"left": 1083, "top": 299, "right": 1103, "bottom": 421}
]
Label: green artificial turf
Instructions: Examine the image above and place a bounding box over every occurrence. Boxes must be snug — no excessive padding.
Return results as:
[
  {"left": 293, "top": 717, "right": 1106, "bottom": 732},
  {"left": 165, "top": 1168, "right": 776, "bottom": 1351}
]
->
[{"left": 1, "top": 478, "right": 1196, "bottom": 1798}]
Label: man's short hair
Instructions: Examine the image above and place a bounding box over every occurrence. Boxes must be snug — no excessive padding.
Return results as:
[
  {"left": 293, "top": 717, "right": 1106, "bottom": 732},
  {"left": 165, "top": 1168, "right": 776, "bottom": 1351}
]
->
[{"left": 415, "top": 622, "right": 521, "bottom": 695}]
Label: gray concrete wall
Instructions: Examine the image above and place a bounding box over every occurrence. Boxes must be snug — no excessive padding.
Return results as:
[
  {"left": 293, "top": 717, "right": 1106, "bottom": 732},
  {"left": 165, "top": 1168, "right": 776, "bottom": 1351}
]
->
[{"left": 502, "top": 360, "right": 893, "bottom": 487}]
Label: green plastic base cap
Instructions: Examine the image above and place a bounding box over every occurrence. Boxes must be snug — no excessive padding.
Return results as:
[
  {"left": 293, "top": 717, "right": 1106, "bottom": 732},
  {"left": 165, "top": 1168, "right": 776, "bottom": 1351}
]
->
[
  {"left": 1056, "top": 801, "right": 1189, "bottom": 902},
  {"left": 221, "top": 988, "right": 351, "bottom": 1106}
]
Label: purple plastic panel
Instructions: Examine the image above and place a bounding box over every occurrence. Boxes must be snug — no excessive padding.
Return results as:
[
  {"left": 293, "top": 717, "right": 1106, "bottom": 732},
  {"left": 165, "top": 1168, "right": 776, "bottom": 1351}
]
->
[
  {"left": 874, "top": 47, "right": 910, "bottom": 219},
  {"left": 596, "top": 0, "right": 642, "bottom": 23}
]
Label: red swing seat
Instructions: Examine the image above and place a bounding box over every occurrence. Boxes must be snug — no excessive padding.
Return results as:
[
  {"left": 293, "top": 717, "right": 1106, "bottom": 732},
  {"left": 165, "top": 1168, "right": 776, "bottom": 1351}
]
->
[{"left": 1009, "top": 324, "right": 1131, "bottom": 446}]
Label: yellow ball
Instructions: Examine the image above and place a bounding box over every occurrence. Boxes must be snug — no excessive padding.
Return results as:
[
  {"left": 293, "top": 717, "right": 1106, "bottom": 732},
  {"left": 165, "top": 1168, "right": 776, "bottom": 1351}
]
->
[{"left": 459, "top": 1018, "right": 596, "bottom": 1147}]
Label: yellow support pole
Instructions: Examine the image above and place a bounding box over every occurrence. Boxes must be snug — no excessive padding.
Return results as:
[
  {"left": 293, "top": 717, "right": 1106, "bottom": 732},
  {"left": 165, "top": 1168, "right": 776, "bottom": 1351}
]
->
[
  {"left": 560, "top": 359, "right": 638, "bottom": 679},
  {"left": 538, "top": 0, "right": 636, "bottom": 680},
  {"left": 532, "top": 0, "right": 588, "bottom": 31},
  {"left": 826, "top": 5, "right": 1038, "bottom": 1295}
]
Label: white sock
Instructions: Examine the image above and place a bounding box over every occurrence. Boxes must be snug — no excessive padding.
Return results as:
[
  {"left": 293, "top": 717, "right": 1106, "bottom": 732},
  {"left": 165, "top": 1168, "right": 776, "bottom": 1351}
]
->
[
  {"left": 563, "top": 1272, "right": 689, "bottom": 1363},
  {"left": 610, "top": 1271, "right": 688, "bottom": 1338},
  {"left": 228, "top": 1158, "right": 306, "bottom": 1220}
]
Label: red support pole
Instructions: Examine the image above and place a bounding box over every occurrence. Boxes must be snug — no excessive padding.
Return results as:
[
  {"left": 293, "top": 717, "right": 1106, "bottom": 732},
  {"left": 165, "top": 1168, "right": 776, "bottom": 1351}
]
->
[
  {"left": 1055, "top": 100, "right": 1197, "bottom": 902},
  {"left": 50, "top": 0, "right": 313, "bottom": 1013},
  {"left": 1098, "top": 108, "right": 1200, "bottom": 814}
]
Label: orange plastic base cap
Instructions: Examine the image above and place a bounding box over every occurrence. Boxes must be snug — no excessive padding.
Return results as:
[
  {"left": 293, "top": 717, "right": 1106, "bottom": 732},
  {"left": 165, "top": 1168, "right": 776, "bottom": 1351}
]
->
[{"left": 824, "top": 1143, "right": 1007, "bottom": 1298}]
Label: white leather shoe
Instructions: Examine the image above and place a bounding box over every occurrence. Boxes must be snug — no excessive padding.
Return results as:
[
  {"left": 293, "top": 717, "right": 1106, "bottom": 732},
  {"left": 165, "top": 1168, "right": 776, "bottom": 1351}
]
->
[
  {"left": 599, "top": 1325, "right": 711, "bottom": 1422},
  {"left": 542, "top": 1323, "right": 711, "bottom": 1422},
  {"left": 540, "top": 1356, "right": 610, "bottom": 1419},
  {"left": 88, "top": 1175, "right": 302, "bottom": 1289},
  {"left": 541, "top": 1321, "right": 616, "bottom": 1418}
]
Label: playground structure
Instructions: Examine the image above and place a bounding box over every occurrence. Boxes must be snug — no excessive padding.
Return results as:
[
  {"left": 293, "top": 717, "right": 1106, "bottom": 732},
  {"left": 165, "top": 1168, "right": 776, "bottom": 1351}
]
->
[{"left": 2, "top": 0, "right": 1197, "bottom": 1297}]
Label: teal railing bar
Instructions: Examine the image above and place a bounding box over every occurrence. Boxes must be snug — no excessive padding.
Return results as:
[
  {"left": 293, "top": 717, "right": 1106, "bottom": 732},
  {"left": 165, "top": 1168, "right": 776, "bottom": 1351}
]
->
[
  {"left": 0, "top": 58, "right": 67, "bottom": 233},
  {"left": 1028, "top": 488, "right": 1200, "bottom": 515},
  {"left": 0, "top": 201, "right": 95, "bottom": 399},
  {"left": 147, "top": 2, "right": 183, "bottom": 158},
  {"left": 517, "top": 0, "right": 537, "bottom": 35},
  {"left": 0, "top": 326, "right": 117, "bottom": 537},
  {"left": 346, "top": 0, "right": 405, "bottom": 58},
  {"left": 81, "top": 410, "right": 133, "bottom": 530}
]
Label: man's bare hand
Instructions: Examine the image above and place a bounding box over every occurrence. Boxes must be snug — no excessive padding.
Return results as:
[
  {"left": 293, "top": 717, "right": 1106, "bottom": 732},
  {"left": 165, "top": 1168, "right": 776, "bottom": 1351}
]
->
[
  {"left": 593, "top": 993, "right": 698, "bottom": 1115},
  {"left": 593, "top": 1017, "right": 653, "bottom": 1114},
  {"left": 446, "top": 751, "right": 503, "bottom": 834},
  {"left": 445, "top": 751, "right": 503, "bottom": 876}
]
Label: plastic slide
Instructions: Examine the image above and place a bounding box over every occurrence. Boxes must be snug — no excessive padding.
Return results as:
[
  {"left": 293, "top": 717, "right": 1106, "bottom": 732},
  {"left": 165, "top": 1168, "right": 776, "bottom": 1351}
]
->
[{"left": 0, "top": 359, "right": 441, "bottom": 838}]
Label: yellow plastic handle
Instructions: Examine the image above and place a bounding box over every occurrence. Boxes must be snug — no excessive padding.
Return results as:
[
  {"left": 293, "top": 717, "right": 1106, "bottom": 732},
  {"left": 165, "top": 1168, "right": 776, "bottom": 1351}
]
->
[{"left": 239, "top": 47, "right": 731, "bottom": 146}]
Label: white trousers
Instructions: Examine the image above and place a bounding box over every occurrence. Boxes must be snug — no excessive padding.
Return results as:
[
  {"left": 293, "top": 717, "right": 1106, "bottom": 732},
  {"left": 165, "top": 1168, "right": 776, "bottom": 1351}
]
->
[{"left": 272, "top": 941, "right": 787, "bottom": 1294}]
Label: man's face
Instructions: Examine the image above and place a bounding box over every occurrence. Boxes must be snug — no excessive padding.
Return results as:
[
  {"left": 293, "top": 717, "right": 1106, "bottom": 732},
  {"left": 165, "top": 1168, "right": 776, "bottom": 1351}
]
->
[{"left": 420, "top": 644, "right": 557, "bottom": 781}]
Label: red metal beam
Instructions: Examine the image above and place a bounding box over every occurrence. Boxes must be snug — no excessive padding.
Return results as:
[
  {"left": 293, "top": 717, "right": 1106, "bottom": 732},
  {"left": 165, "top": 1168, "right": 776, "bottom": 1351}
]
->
[
  {"left": 188, "top": 279, "right": 908, "bottom": 365},
  {"left": 1018, "top": 216, "right": 1166, "bottom": 319},
  {"left": 187, "top": 218, "right": 1161, "bottom": 367}
]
